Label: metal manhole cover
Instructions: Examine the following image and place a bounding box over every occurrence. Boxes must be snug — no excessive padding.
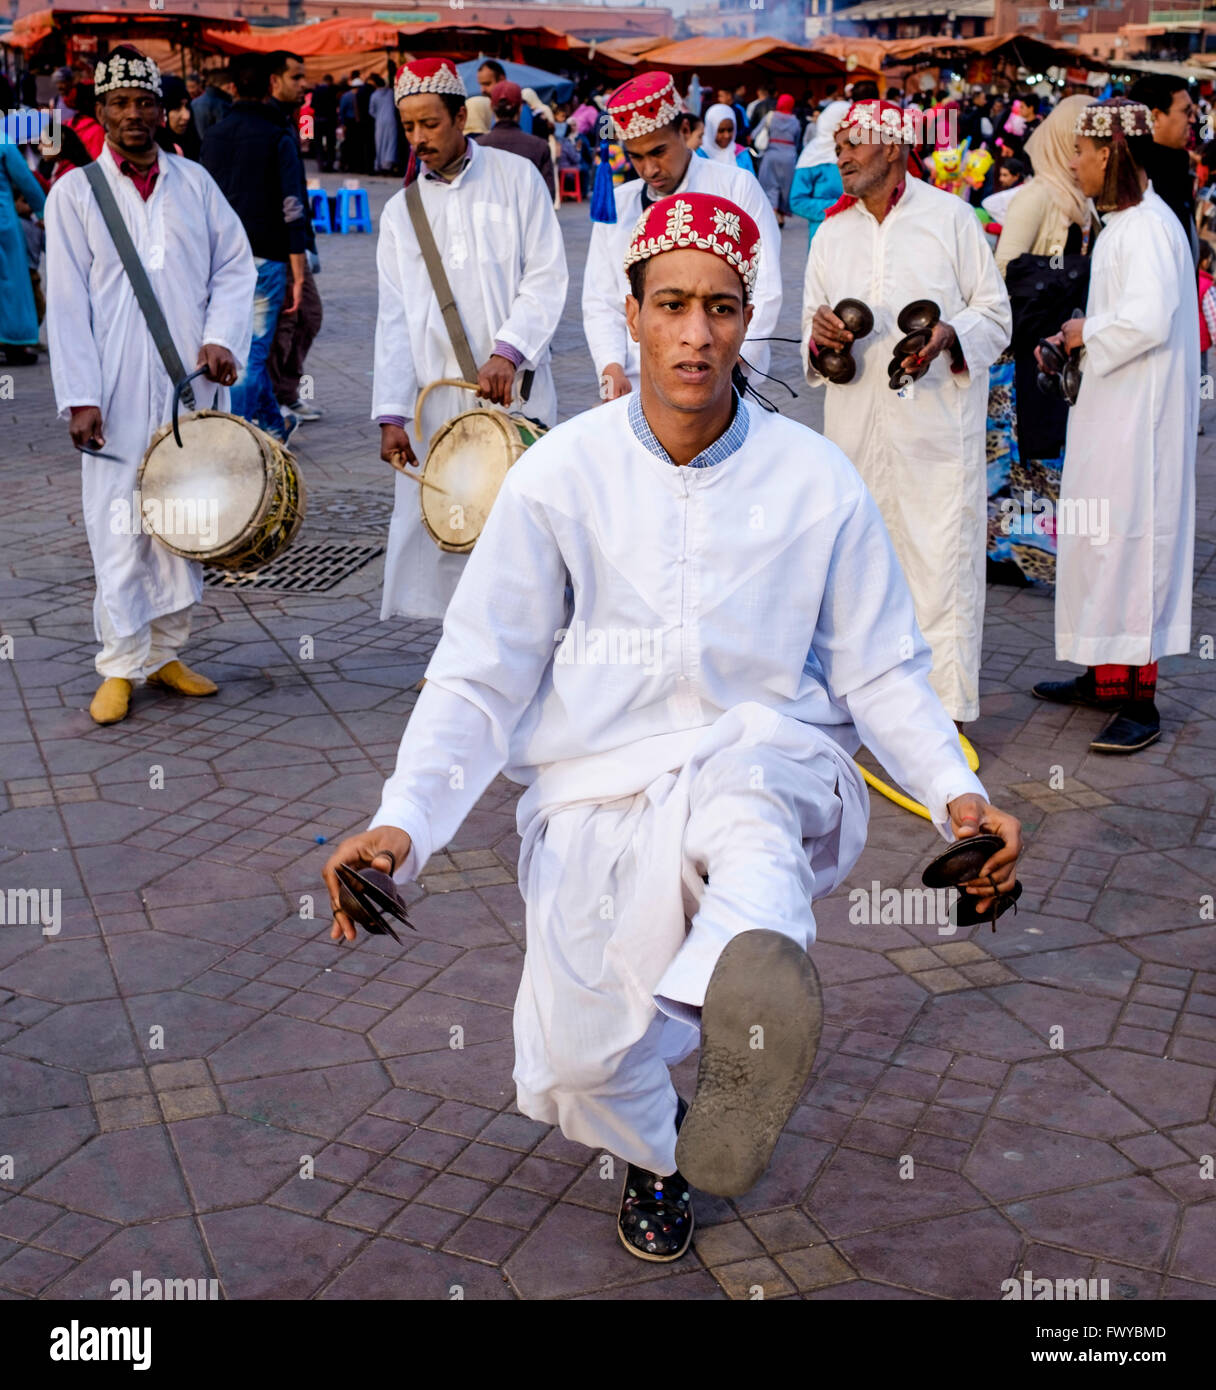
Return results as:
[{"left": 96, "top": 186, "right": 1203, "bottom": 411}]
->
[
  {"left": 204, "top": 541, "right": 383, "bottom": 593},
  {"left": 306, "top": 489, "right": 396, "bottom": 535}
]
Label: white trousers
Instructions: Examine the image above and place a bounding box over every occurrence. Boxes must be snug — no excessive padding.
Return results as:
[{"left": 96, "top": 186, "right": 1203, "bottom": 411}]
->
[
  {"left": 94, "top": 595, "right": 193, "bottom": 680},
  {"left": 512, "top": 710, "right": 867, "bottom": 1176}
]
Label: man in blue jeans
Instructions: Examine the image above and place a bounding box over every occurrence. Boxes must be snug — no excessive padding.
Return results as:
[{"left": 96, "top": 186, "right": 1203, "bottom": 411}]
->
[{"left": 201, "top": 52, "right": 306, "bottom": 441}]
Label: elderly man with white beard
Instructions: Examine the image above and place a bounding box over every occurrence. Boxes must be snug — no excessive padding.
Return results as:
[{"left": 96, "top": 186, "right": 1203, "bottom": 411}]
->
[{"left": 802, "top": 100, "right": 1011, "bottom": 741}]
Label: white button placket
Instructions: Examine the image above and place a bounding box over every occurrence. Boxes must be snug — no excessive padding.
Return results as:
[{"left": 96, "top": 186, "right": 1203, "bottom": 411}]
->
[{"left": 669, "top": 470, "right": 703, "bottom": 728}]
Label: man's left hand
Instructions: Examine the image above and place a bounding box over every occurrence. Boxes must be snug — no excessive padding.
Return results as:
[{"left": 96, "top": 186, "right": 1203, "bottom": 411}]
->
[
  {"left": 197, "top": 343, "right": 238, "bottom": 388},
  {"left": 901, "top": 320, "right": 956, "bottom": 373},
  {"left": 1060, "top": 316, "right": 1085, "bottom": 354},
  {"left": 476, "top": 354, "right": 516, "bottom": 407},
  {"left": 945, "top": 793, "right": 1022, "bottom": 915}
]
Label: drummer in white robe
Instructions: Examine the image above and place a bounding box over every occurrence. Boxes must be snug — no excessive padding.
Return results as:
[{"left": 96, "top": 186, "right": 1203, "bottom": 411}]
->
[
  {"left": 802, "top": 100, "right": 1012, "bottom": 725},
  {"left": 371, "top": 57, "right": 567, "bottom": 623},
  {"left": 44, "top": 47, "right": 255, "bottom": 726},
  {"left": 326, "top": 192, "right": 1023, "bottom": 1263},
  {"left": 1032, "top": 98, "right": 1197, "bottom": 754},
  {"left": 582, "top": 71, "right": 782, "bottom": 400}
]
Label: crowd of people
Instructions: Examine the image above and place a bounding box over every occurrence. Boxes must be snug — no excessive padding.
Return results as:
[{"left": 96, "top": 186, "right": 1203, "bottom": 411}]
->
[{"left": 0, "top": 42, "right": 1201, "bottom": 1267}]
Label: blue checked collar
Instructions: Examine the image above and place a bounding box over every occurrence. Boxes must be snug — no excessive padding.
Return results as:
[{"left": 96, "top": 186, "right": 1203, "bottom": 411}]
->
[{"left": 628, "top": 389, "right": 749, "bottom": 469}]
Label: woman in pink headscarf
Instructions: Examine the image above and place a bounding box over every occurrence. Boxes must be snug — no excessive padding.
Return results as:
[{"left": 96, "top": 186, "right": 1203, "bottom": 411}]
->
[{"left": 756, "top": 93, "right": 800, "bottom": 226}]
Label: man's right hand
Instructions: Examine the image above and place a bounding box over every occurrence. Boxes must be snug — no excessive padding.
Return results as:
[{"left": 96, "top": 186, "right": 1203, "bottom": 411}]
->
[
  {"left": 69, "top": 406, "right": 105, "bottom": 451},
  {"left": 380, "top": 423, "right": 418, "bottom": 471},
  {"left": 1034, "top": 332, "right": 1065, "bottom": 374},
  {"left": 323, "top": 826, "right": 413, "bottom": 944},
  {"left": 811, "top": 303, "right": 852, "bottom": 352},
  {"left": 599, "top": 363, "right": 631, "bottom": 402}
]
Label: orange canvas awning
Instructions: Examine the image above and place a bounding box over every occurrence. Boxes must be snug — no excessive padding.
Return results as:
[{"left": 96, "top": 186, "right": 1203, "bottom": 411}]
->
[
  {"left": 882, "top": 32, "right": 1092, "bottom": 70},
  {"left": 3, "top": 6, "right": 248, "bottom": 55},
  {"left": 633, "top": 36, "right": 852, "bottom": 79},
  {"left": 5, "top": 8, "right": 54, "bottom": 50},
  {"left": 809, "top": 35, "right": 892, "bottom": 79},
  {"left": 201, "top": 17, "right": 400, "bottom": 58}
]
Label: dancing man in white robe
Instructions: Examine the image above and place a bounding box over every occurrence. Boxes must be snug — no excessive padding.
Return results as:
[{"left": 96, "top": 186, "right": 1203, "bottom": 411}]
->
[
  {"left": 325, "top": 192, "right": 1023, "bottom": 1264},
  {"left": 1033, "top": 98, "right": 1197, "bottom": 753},
  {"left": 372, "top": 57, "right": 567, "bottom": 623},
  {"left": 44, "top": 47, "right": 255, "bottom": 726},
  {"left": 583, "top": 71, "right": 782, "bottom": 401},
  {"left": 802, "top": 100, "right": 1012, "bottom": 726}
]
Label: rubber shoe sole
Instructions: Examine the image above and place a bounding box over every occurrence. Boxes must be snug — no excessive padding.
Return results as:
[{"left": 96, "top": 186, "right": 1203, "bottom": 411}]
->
[
  {"left": 675, "top": 930, "right": 822, "bottom": 1197},
  {"left": 1090, "top": 724, "right": 1162, "bottom": 754}
]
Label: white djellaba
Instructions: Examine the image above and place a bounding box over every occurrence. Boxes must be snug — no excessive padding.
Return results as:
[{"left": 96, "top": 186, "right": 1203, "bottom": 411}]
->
[
  {"left": 1055, "top": 184, "right": 1197, "bottom": 667},
  {"left": 44, "top": 145, "right": 255, "bottom": 645},
  {"left": 801, "top": 175, "right": 1012, "bottom": 722},
  {"left": 371, "top": 139, "right": 567, "bottom": 622},
  {"left": 366, "top": 394, "right": 985, "bottom": 1174}
]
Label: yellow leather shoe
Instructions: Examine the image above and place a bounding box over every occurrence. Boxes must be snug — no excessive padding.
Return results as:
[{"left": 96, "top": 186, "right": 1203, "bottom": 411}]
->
[
  {"left": 90, "top": 677, "right": 133, "bottom": 725},
  {"left": 146, "top": 660, "right": 218, "bottom": 697}
]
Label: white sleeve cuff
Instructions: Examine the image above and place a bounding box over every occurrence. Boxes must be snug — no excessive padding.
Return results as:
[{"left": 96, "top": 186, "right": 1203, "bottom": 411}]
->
[
  {"left": 926, "top": 767, "right": 989, "bottom": 839},
  {"left": 368, "top": 800, "right": 433, "bottom": 883}
]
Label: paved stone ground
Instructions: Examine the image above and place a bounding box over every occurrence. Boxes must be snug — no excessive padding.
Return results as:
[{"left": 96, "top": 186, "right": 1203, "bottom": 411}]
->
[{"left": 1, "top": 174, "right": 1215, "bottom": 1302}]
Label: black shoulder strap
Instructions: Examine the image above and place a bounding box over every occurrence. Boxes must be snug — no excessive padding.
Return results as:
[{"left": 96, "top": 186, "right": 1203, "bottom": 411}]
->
[{"left": 83, "top": 159, "right": 196, "bottom": 408}]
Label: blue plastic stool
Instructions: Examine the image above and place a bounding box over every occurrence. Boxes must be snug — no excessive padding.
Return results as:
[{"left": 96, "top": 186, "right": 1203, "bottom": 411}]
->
[
  {"left": 309, "top": 189, "right": 332, "bottom": 234},
  {"left": 335, "top": 187, "right": 372, "bottom": 233}
]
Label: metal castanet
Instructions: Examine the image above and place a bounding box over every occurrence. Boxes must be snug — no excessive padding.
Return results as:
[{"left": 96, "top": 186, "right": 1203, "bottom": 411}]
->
[
  {"left": 816, "top": 298, "right": 873, "bottom": 385},
  {"left": 889, "top": 299, "right": 942, "bottom": 390},
  {"left": 137, "top": 410, "right": 306, "bottom": 570},
  {"left": 402, "top": 378, "right": 548, "bottom": 555}
]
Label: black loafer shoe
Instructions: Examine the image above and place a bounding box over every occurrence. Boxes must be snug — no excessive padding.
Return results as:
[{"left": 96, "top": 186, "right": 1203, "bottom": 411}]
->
[
  {"left": 618, "top": 1098, "right": 694, "bottom": 1262},
  {"left": 1090, "top": 701, "right": 1161, "bottom": 755},
  {"left": 1032, "top": 675, "right": 1109, "bottom": 708}
]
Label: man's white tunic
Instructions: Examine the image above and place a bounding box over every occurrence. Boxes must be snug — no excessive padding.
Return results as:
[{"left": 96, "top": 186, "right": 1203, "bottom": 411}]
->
[
  {"left": 1056, "top": 188, "right": 1197, "bottom": 666},
  {"left": 371, "top": 139, "right": 568, "bottom": 621},
  {"left": 45, "top": 144, "right": 255, "bottom": 639},
  {"left": 801, "top": 176, "right": 1011, "bottom": 721},
  {"left": 368, "top": 395, "right": 985, "bottom": 1172}
]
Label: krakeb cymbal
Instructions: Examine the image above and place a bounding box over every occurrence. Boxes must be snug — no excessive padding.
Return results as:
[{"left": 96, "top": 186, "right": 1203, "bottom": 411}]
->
[
  {"left": 897, "top": 299, "right": 941, "bottom": 335},
  {"left": 834, "top": 297, "right": 874, "bottom": 340},
  {"left": 921, "top": 833, "right": 1006, "bottom": 888},
  {"left": 335, "top": 863, "right": 416, "bottom": 943}
]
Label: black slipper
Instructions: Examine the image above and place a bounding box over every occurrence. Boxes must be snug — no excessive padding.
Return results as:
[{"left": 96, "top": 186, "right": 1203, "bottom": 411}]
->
[
  {"left": 1090, "top": 702, "right": 1161, "bottom": 755},
  {"left": 675, "top": 930, "right": 822, "bottom": 1198},
  {"left": 1031, "top": 675, "right": 1112, "bottom": 708},
  {"left": 618, "top": 1098, "right": 694, "bottom": 1262},
  {"left": 922, "top": 833, "right": 1022, "bottom": 931}
]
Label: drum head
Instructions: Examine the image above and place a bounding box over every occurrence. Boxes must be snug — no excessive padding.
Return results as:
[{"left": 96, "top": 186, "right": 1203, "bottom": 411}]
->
[
  {"left": 139, "top": 412, "right": 270, "bottom": 559},
  {"left": 422, "top": 411, "right": 514, "bottom": 552}
]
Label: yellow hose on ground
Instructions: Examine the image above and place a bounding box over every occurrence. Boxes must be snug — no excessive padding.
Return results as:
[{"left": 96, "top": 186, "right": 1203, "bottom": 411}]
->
[{"left": 855, "top": 731, "right": 980, "bottom": 820}]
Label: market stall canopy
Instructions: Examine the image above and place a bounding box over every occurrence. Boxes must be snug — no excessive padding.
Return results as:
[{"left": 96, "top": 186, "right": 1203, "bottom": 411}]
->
[
  {"left": 627, "top": 35, "right": 856, "bottom": 81},
  {"left": 5, "top": 4, "right": 248, "bottom": 55},
  {"left": 1099, "top": 55, "right": 1213, "bottom": 83},
  {"left": 809, "top": 35, "right": 896, "bottom": 78},
  {"left": 200, "top": 16, "right": 399, "bottom": 58},
  {"left": 812, "top": 31, "right": 1090, "bottom": 77},
  {"left": 454, "top": 58, "right": 573, "bottom": 106},
  {"left": 880, "top": 33, "right": 1093, "bottom": 72},
  {"left": 200, "top": 18, "right": 635, "bottom": 82}
]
